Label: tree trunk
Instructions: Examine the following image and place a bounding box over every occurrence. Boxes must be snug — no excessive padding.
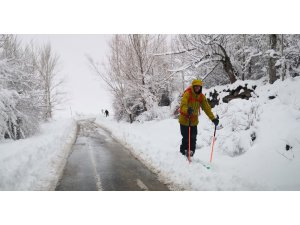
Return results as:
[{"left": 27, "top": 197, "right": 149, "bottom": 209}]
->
[
  {"left": 222, "top": 55, "right": 237, "bottom": 83},
  {"left": 219, "top": 45, "right": 237, "bottom": 83},
  {"left": 269, "top": 34, "right": 278, "bottom": 84},
  {"left": 242, "top": 34, "right": 246, "bottom": 81},
  {"left": 281, "top": 34, "right": 286, "bottom": 81}
]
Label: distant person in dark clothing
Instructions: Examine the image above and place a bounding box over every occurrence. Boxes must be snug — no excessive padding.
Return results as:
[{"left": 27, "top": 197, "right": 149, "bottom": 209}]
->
[{"left": 105, "top": 110, "right": 109, "bottom": 117}]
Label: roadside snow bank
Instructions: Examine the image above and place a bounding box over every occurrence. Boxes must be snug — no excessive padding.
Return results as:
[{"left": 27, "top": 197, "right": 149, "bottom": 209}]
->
[{"left": 0, "top": 119, "right": 77, "bottom": 191}]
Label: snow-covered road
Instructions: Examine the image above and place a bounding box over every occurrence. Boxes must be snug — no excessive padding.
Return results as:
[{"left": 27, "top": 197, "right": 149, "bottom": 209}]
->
[{"left": 56, "top": 119, "right": 169, "bottom": 191}]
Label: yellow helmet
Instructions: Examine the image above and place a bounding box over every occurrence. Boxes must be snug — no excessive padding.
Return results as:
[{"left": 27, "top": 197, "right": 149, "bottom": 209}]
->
[{"left": 192, "top": 79, "right": 203, "bottom": 86}]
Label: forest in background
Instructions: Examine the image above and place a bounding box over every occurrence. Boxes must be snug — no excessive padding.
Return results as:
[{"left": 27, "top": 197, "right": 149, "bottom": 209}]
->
[
  {"left": 89, "top": 34, "right": 300, "bottom": 123},
  {"left": 0, "top": 35, "right": 64, "bottom": 140},
  {"left": 1, "top": 34, "right": 300, "bottom": 140}
]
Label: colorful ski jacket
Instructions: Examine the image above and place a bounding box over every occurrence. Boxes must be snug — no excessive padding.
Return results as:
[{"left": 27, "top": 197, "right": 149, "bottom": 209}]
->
[{"left": 179, "top": 79, "right": 215, "bottom": 126}]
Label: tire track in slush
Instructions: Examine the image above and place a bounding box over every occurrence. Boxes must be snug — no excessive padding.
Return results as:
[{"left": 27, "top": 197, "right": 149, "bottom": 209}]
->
[{"left": 88, "top": 142, "right": 103, "bottom": 191}]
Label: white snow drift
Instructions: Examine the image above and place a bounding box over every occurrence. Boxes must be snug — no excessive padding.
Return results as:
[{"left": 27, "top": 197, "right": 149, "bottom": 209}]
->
[
  {"left": 0, "top": 119, "right": 77, "bottom": 191},
  {"left": 95, "top": 77, "right": 300, "bottom": 190}
]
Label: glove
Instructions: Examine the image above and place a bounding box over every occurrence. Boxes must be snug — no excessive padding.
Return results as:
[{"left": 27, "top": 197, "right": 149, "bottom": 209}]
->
[
  {"left": 187, "top": 107, "right": 193, "bottom": 116},
  {"left": 212, "top": 118, "right": 219, "bottom": 126}
]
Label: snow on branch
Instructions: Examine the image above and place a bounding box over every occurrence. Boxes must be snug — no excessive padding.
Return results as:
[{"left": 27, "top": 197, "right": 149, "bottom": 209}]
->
[{"left": 153, "top": 48, "right": 197, "bottom": 56}]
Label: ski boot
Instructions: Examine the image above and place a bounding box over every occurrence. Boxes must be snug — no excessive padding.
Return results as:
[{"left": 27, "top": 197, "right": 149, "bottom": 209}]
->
[{"left": 184, "top": 150, "right": 194, "bottom": 158}]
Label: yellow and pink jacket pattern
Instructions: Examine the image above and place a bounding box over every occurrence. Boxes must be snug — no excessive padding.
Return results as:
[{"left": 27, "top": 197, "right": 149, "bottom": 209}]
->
[{"left": 179, "top": 79, "right": 215, "bottom": 126}]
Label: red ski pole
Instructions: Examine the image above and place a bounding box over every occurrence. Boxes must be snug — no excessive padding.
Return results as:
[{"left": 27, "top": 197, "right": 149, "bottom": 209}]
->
[
  {"left": 188, "top": 116, "right": 191, "bottom": 163},
  {"left": 210, "top": 115, "right": 219, "bottom": 163}
]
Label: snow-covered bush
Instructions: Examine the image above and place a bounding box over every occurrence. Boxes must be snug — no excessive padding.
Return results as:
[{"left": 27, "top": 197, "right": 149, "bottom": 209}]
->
[
  {"left": 215, "top": 98, "right": 260, "bottom": 156},
  {"left": 136, "top": 105, "right": 172, "bottom": 122},
  {"left": 0, "top": 87, "right": 40, "bottom": 141},
  {"left": 0, "top": 89, "right": 20, "bottom": 139},
  {"left": 201, "top": 79, "right": 262, "bottom": 156},
  {"left": 0, "top": 35, "right": 42, "bottom": 140}
]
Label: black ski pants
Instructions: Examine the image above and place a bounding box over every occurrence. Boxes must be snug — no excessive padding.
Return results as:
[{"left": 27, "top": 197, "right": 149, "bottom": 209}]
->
[{"left": 180, "top": 124, "right": 197, "bottom": 154}]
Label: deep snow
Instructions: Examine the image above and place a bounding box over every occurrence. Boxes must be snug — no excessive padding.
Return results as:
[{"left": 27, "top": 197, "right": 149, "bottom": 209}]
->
[
  {"left": 0, "top": 119, "right": 77, "bottom": 191},
  {"left": 95, "top": 77, "right": 300, "bottom": 190},
  {"left": 0, "top": 77, "right": 299, "bottom": 191}
]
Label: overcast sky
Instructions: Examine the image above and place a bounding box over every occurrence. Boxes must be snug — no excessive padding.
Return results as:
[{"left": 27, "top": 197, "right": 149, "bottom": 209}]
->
[{"left": 19, "top": 34, "right": 113, "bottom": 118}]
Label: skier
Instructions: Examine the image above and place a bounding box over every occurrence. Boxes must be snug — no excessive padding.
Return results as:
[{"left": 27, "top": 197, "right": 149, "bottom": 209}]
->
[
  {"left": 179, "top": 79, "right": 219, "bottom": 158},
  {"left": 105, "top": 109, "right": 109, "bottom": 117}
]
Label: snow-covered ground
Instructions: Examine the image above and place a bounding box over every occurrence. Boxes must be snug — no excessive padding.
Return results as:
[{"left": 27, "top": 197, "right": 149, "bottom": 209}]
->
[
  {"left": 95, "top": 77, "right": 300, "bottom": 190},
  {"left": 0, "top": 119, "right": 77, "bottom": 190},
  {"left": 1, "top": 77, "right": 299, "bottom": 191}
]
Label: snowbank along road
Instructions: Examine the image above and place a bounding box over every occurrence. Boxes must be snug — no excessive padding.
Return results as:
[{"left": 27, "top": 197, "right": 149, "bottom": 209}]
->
[{"left": 56, "top": 119, "right": 169, "bottom": 191}]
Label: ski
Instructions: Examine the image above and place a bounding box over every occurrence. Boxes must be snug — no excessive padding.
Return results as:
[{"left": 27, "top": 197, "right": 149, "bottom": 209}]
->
[
  {"left": 189, "top": 158, "right": 211, "bottom": 169},
  {"left": 197, "top": 160, "right": 211, "bottom": 169},
  {"left": 184, "top": 154, "right": 211, "bottom": 169},
  {"left": 184, "top": 150, "right": 211, "bottom": 169}
]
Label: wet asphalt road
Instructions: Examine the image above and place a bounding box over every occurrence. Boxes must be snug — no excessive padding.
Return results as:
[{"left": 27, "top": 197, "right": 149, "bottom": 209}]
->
[{"left": 55, "top": 119, "right": 169, "bottom": 191}]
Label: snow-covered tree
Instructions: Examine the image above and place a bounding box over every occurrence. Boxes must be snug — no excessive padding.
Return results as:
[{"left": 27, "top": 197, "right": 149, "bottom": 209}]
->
[
  {"left": 276, "top": 34, "right": 300, "bottom": 80},
  {"left": 171, "top": 34, "right": 238, "bottom": 85},
  {"left": 229, "top": 34, "right": 267, "bottom": 81},
  {"left": 35, "top": 43, "right": 64, "bottom": 121},
  {"left": 268, "top": 34, "right": 278, "bottom": 84},
  {"left": 91, "top": 34, "right": 300, "bottom": 124},
  {"left": 0, "top": 35, "right": 42, "bottom": 140},
  {"left": 169, "top": 34, "right": 300, "bottom": 87},
  {"left": 89, "top": 34, "right": 171, "bottom": 122},
  {"left": 0, "top": 35, "right": 65, "bottom": 140}
]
